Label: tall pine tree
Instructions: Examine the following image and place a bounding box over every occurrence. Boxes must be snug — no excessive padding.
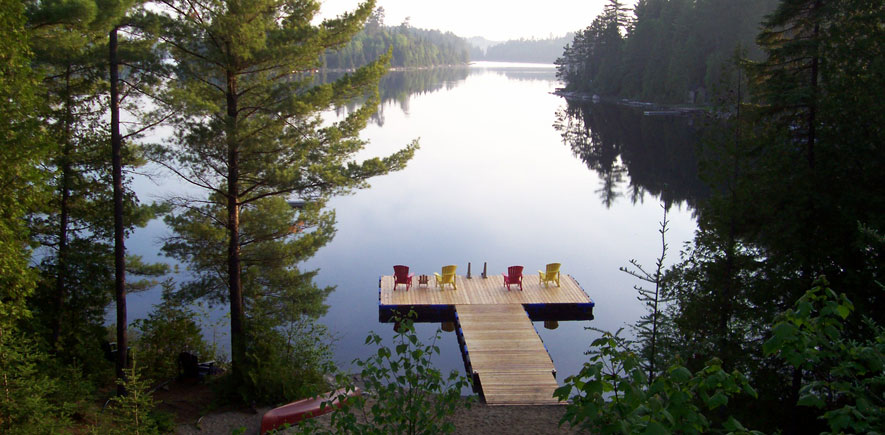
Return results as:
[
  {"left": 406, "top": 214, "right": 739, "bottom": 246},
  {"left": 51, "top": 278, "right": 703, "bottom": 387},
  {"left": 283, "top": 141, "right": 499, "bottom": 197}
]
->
[{"left": 153, "top": 0, "right": 416, "bottom": 400}]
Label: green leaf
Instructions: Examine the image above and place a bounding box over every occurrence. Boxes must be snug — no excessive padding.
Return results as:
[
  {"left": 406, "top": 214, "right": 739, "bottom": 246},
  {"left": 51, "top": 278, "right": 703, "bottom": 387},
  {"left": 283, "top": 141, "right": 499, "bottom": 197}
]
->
[
  {"left": 708, "top": 392, "right": 728, "bottom": 409},
  {"left": 797, "top": 394, "right": 825, "bottom": 408},
  {"left": 723, "top": 416, "right": 746, "bottom": 432},
  {"left": 670, "top": 366, "right": 692, "bottom": 383},
  {"left": 642, "top": 421, "right": 669, "bottom": 435}
]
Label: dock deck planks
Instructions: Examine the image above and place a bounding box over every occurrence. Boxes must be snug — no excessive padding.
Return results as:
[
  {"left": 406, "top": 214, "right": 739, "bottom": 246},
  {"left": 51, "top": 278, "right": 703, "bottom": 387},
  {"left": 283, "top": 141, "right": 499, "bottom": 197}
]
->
[
  {"left": 380, "top": 273, "right": 591, "bottom": 306},
  {"left": 455, "top": 304, "right": 563, "bottom": 405},
  {"left": 379, "top": 272, "right": 594, "bottom": 405}
]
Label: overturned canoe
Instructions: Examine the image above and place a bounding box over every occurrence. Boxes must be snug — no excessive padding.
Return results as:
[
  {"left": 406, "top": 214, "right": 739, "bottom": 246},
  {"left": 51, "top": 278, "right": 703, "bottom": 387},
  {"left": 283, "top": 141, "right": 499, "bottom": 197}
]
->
[{"left": 260, "top": 387, "right": 360, "bottom": 434}]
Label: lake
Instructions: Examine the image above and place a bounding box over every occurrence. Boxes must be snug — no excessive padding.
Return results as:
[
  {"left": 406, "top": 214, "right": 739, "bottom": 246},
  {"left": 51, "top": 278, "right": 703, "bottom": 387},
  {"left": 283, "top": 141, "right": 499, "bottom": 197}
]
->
[{"left": 126, "top": 61, "right": 704, "bottom": 388}]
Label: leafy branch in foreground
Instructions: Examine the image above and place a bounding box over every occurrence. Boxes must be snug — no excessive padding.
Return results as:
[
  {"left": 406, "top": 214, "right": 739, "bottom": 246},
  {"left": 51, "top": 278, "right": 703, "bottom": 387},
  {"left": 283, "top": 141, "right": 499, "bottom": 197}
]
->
[
  {"left": 763, "top": 277, "right": 884, "bottom": 434},
  {"left": 301, "top": 313, "right": 472, "bottom": 434},
  {"left": 554, "top": 328, "right": 759, "bottom": 434}
]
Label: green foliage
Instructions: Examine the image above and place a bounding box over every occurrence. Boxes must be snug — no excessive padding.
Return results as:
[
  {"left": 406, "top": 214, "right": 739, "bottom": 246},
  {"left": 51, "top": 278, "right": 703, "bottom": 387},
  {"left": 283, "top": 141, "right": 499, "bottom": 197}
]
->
[
  {"left": 764, "top": 278, "right": 885, "bottom": 434},
  {"left": 132, "top": 292, "right": 221, "bottom": 382},
  {"left": 0, "top": 332, "right": 71, "bottom": 434},
  {"left": 0, "top": 0, "right": 48, "bottom": 330},
  {"left": 555, "top": 329, "right": 759, "bottom": 434},
  {"left": 105, "top": 354, "right": 160, "bottom": 435},
  {"left": 154, "top": 0, "right": 417, "bottom": 401},
  {"left": 302, "top": 314, "right": 472, "bottom": 434},
  {"left": 557, "top": 0, "right": 777, "bottom": 103},
  {"left": 24, "top": 0, "right": 167, "bottom": 367},
  {"left": 324, "top": 17, "right": 469, "bottom": 69},
  {"left": 232, "top": 316, "right": 334, "bottom": 405},
  {"left": 0, "top": 2, "right": 67, "bottom": 431}
]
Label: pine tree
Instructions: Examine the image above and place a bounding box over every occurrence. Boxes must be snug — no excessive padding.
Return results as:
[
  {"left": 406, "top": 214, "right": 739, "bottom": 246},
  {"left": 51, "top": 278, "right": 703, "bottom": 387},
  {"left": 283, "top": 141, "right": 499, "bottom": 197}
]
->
[
  {"left": 26, "top": 0, "right": 166, "bottom": 372},
  {"left": 153, "top": 0, "right": 416, "bottom": 399},
  {"left": 0, "top": 1, "right": 67, "bottom": 431}
]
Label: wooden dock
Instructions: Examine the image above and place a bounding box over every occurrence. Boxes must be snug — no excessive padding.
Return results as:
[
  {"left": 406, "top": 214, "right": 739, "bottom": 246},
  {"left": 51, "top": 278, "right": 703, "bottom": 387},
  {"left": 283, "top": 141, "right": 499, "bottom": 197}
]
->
[
  {"left": 378, "top": 273, "right": 594, "bottom": 405},
  {"left": 456, "top": 304, "right": 561, "bottom": 405}
]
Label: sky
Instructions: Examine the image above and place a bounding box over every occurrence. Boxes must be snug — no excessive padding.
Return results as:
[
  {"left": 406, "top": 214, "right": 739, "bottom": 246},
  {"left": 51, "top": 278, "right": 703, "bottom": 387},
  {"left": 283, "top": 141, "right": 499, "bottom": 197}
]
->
[{"left": 318, "top": 0, "right": 626, "bottom": 41}]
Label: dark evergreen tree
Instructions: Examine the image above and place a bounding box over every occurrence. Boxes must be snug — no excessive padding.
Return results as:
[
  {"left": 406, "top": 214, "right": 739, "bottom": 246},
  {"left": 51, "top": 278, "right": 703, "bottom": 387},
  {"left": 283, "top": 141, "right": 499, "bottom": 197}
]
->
[
  {"left": 153, "top": 0, "right": 416, "bottom": 402},
  {"left": 0, "top": 1, "right": 67, "bottom": 431}
]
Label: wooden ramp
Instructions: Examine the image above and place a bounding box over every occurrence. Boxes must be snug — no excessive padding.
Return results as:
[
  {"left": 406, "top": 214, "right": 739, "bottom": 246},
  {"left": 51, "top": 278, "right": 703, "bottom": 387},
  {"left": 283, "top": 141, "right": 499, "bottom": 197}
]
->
[{"left": 455, "top": 304, "right": 563, "bottom": 405}]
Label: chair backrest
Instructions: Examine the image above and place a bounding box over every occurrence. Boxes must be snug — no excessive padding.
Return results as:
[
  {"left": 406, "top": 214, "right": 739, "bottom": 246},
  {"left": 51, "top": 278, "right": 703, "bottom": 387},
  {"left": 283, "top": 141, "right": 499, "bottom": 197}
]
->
[
  {"left": 545, "top": 263, "right": 561, "bottom": 275},
  {"left": 507, "top": 265, "right": 524, "bottom": 279},
  {"left": 393, "top": 265, "right": 409, "bottom": 280},
  {"left": 441, "top": 265, "right": 457, "bottom": 278},
  {"left": 178, "top": 351, "right": 200, "bottom": 379}
]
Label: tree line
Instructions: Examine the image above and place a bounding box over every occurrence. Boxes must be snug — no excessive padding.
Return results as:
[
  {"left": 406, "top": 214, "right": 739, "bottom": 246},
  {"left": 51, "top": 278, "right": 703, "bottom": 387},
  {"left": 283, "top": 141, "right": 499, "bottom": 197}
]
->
[
  {"left": 555, "top": 0, "right": 884, "bottom": 433},
  {"left": 1, "top": 0, "right": 415, "bottom": 432},
  {"left": 470, "top": 34, "right": 573, "bottom": 64},
  {"left": 321, "top": 7, "right": 469, "bottom": 70},
  {"left": 556, "top": 0, "right": 778, "bottom": 104}
]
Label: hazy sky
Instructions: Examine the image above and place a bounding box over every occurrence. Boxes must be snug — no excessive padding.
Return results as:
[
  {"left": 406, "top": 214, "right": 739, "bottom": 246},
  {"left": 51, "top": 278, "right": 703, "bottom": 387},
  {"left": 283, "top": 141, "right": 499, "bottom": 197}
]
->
[{"left": 318, "top": 0, "right": 626, "bottom": 41}]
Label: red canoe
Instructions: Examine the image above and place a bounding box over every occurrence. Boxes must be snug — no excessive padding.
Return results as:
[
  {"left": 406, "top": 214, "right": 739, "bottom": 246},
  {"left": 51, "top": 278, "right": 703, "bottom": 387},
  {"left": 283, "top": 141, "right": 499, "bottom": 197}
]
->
[{"left": 260, "top": 387, "right": 360, "bottom": 434}]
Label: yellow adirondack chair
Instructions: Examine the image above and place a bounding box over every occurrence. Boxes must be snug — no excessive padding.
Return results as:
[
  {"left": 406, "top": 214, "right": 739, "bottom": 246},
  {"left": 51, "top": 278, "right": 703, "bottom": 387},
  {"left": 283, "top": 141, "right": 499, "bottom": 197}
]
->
[
  {"left": 538, "top": 263, "right": 561, "bottom": 287},
  {"left": 434, "top": 265, "right": 457, "bottom": 290}
]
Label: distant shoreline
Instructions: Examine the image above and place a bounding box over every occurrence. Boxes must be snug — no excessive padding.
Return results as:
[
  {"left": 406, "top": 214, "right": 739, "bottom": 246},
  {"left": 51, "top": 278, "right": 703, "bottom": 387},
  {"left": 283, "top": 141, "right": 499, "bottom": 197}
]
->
[{"left": 553, "top": 89, "right": 709, "bottom": 116}]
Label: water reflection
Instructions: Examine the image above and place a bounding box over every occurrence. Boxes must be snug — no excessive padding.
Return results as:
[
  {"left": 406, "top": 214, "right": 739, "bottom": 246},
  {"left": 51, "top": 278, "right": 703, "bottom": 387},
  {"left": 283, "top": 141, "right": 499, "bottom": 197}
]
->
[
  {"left": 331, "top": 63, "right": 557, "bottom": 126},
  {"left": 332, "top": 67, "right": 470, "bottom": 126},
  {"left": 125, "top": 62, "right": 701, "bottom": 392},
  {"left": 554, "top": 101, "right": 708, "bottom": 209}
]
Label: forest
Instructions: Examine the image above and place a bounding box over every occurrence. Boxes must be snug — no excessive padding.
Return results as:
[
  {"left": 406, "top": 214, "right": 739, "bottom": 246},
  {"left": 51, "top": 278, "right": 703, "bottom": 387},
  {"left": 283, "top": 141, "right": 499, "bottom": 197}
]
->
[
  {"left": 1, "top": 0, "right": 417, "bottom": 432},
  {"left": 556, "top": 0, "right": 777, "bottom": 103},
  {"left": 552, "top": 0, "right": 884, "bottom": 433},
  {"left": 469, "top": 34, "right": 573, "bottom": 64},
  {"left": 1, "top": 0, "right": 883, "bottom": 433},
  {"left": 320, "top": 7, "right": 469, "bottom": 70}
]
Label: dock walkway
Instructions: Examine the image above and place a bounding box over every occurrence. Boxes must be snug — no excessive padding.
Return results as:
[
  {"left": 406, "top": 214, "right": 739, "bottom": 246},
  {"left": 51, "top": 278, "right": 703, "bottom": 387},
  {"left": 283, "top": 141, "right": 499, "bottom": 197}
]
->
[
  {"left": 378, "top": 273, "right": 594, "bottom": 405},
  {"left": 456, "top": 304, "right": 561, "bottom": 405}
]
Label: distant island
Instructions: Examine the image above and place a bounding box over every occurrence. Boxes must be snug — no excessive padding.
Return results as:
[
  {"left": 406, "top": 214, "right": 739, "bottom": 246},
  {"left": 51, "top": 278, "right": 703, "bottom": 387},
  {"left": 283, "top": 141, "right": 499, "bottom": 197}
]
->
[
  {"left": 322, "top": 9, "right": 572, "bottom": 71},
  {"left": 321, "top": 8, "right": 469, "bottom": 69},
  {"left": 468, "top": 34, "right": 573, "bottom": 64}
]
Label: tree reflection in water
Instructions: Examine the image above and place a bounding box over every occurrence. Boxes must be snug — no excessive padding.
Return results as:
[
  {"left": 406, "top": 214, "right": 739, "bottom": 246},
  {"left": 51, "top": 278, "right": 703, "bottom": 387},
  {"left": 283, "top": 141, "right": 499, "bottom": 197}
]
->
[{"left": 554, "top": 101, "right": 709, "bottom": 210}]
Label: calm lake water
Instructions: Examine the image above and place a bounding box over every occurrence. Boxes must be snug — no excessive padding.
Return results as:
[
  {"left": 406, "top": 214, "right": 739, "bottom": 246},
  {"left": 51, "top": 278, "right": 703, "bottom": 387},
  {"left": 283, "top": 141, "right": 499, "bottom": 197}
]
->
[{"left": 126, "top": 61, "right": 704, "bottom": 388}]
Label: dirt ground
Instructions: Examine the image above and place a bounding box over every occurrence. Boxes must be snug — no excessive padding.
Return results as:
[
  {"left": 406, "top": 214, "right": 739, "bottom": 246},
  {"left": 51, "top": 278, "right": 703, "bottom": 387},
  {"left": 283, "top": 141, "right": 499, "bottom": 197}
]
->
[{"left": 157, "top": 381, "right": 581, "bottom": 434}]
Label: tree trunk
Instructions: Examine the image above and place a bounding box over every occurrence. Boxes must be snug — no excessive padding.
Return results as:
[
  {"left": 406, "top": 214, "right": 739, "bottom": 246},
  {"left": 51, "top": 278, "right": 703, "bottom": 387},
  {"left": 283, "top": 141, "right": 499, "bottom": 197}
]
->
[
  {"left": 226, "top": 68, "right": 245, "bottom": 382},
  {"left": 110, "top": 26, "right": 128, "bottom": 395},
  {"left": 51, "top": 65, "right": 74, "bottom": 349},
  {"left": 807, "top": 0, "right": 821, "bottom": 170}
]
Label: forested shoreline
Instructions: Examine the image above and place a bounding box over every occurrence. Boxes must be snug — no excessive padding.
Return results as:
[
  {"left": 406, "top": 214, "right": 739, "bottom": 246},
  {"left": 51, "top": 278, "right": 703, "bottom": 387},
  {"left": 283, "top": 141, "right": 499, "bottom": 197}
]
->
[
  {"left": 553, "top": 1, "right": 884, "bottom": 433},
  {"left": 470, "top": 34, "right": 573, "bottom": 64},
  {"left": 556, "top": 0, "right": 777, "bottom": 104},
  {"left": 320, "top": 7, "right": 469, "bottom": 70},
  {"left": 1, "top": 0, "right": 883, "bottom": 433}
]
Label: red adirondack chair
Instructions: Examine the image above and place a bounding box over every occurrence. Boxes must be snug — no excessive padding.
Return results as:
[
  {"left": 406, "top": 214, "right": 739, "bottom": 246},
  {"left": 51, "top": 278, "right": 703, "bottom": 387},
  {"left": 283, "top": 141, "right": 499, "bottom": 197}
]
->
[
  {"left": 393, "top": 265, "right": 414, "bottom": 291},
  {"left": 502, "top": 265, "right": 524, "bottom": 291}
]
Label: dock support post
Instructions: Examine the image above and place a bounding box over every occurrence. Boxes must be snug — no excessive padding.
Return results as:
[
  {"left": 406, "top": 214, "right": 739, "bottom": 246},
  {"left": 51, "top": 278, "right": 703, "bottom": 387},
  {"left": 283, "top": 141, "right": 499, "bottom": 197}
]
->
[
  {"left": 482, "top": 262, "right": 487, "bottom": 279},
  {"left": 467, "top": 262, "right": 472, "bottom": 279}
]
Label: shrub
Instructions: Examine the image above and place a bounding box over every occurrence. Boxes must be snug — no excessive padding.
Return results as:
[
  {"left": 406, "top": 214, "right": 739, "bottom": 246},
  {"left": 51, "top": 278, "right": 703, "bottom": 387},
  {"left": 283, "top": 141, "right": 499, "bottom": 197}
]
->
[
  {"left": 103, "top": 353, "right": 161, "bottom": 435},
  {"left": 301, "top": 313, "right": 472, "bottom": 434},
  {"left": 763, "top": 277, "right": 885, "bottom": 434},
  {"left": 555, "top": 328, "right": 760, "bottom": 434},
  {"left": 227, "top": 316, "right": 334, "bottom": 405},
  {"left": 132, "top": 299, "right": 221, "bottom": 382}
]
